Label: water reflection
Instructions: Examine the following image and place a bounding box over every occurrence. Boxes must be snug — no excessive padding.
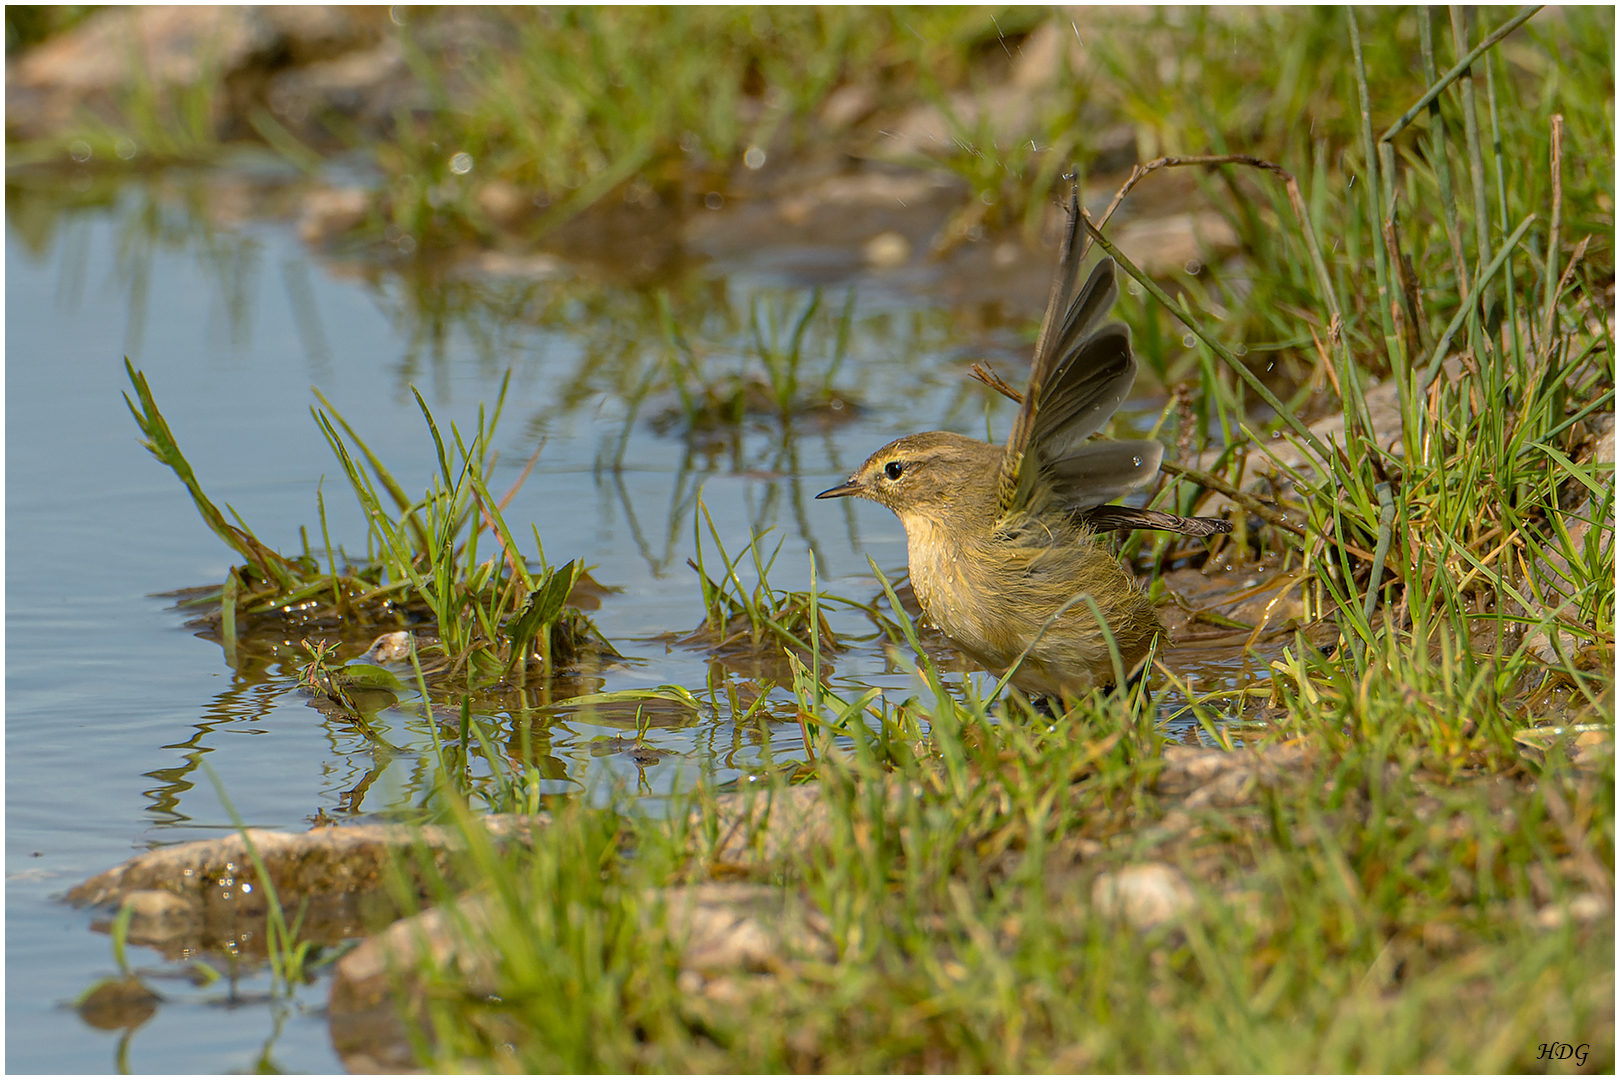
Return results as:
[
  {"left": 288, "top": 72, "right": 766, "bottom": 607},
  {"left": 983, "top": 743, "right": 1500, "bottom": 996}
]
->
[
  {"left": 8, "top": 170, "right": 1271, "bottom": 826},
  {"left": 7, "top": 167, "right": 1278, "bottom": 1072}
]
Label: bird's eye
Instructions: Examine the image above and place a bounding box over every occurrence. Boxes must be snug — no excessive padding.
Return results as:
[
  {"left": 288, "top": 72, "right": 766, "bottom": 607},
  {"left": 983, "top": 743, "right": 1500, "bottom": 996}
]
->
[{"left": 884, "top": 461, "right": 905, "bottom": 481}]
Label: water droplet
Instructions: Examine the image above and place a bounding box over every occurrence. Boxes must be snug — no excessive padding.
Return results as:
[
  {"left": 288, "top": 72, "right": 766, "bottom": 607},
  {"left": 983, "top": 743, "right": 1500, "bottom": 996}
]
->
[
  {"left": 743, "top": 146, "right": 767, "bottom": 170},
  {"left": 449, "top": 151, "right": 474, "bottom": 174},
  {"left": 1132, "top": 456, "right": 1142, "bottom": 466},
  {"left": 68, "top": 140, "right": 91, "bottom": 163}
]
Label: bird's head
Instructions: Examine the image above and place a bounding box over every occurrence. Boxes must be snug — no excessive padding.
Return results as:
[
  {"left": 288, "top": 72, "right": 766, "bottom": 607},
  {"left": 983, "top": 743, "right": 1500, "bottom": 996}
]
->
[{"left": 815, "top": 431, "right": 999, "bottom": 523}]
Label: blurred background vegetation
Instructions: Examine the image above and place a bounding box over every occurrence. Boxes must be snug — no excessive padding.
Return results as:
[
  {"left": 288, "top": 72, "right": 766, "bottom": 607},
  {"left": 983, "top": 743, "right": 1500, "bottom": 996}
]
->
[{"left": 6, "top": 6, "right": 1611, "bottom": 400}]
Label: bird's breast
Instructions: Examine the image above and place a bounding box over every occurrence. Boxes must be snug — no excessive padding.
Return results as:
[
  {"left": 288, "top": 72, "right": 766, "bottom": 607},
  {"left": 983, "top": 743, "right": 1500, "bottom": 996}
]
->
[{"left": 899, "top": 514, "right": 1010, "bottom": 662}]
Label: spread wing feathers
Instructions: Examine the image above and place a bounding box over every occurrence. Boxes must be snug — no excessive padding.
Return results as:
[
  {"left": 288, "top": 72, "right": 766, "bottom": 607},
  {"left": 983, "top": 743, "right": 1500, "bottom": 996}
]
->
[
  {"left": 998, "top": 183, "right": 1145, "bottom": 516},
  {"left": 1076, "top": 505, "right": 1234, "bottom": 536},
  {"left": 1028, "top": 325, "right": 1134, "bottom": 460},
  {"left": 1045, "top": 438, "right": 1163, "bottom": 509}
]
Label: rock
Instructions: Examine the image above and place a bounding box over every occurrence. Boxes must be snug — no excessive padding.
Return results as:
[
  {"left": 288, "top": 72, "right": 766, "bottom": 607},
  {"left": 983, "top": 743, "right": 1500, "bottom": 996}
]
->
[
  {"left": 471, "top": 252, "right": 564, "bottom": 279},
  {"left": 357, "top": 629, "right": 415, "bottom": 664},
  {"left": 1572, "top": 729, "right": 1615, "bottom": 770},
  {"left": 334, "top": 891, "right": 502, "bottom": 993},
  {"left": 67, "top": 815, "right": 548, "bottom": 957},
  {"left": 325, "top": 889, "right": 507, "bottom": 1072},
  {"left": 257, "top": 6, "right": 381, "bottom": 56},
  {"left": 75, "top": 976, "right": 161, "bottom": 1032},
  {"left": 863, "top": 230, "right": 912, "bottom": 268},
  {"left": 1155, "top": 743, "right": 1311, "bottom": 808},
  {"left": 7, "top": 7, "right": 271, "bottom": 140},
  {"left": 820, "top": 84, "right": 876, "bottom": 131},
  {"left": 1513, "top": 725, "right": 1614, "bottom": 771},
  {"left": 1111, "top": 210, "right": 1240, "bottom": 277},
  {"left": 1091, "top": 863, "right": 1194, "bottom": 929},
  {"left": 1532, "top": 892, "right": 1609, "bottom": 929},
  {"left": 879, "top": 85, "right": 1038, "bottom": 160},
  {"left": 697, "top": 782, "right": 831, "bottom": 867},
  {"left": 265, "top": 39, "right": 408, "bottom": 125},
  {"left": 658, "top": 882, "right": 834, "bottom": 974},
  {"left": 120, "top": 888, "right": 200, "bottom": 944},
  {"left": 475, "top": 179, "right": 529, "bottom": 225},
  {"left": 784, "top": 170, "right": 949, "bottom": 217},
  {"left": 6, "top": 5, "right": 387, "bottom": 142},
  {"left": 324, "top": 786, "right": 842, "bottom": 1075},
  {"left": 298, "top": 186, "right": 370, "bottom": 244},
  {"left": 1008, "top": 20, "right": 1085, "bottom": 91}
]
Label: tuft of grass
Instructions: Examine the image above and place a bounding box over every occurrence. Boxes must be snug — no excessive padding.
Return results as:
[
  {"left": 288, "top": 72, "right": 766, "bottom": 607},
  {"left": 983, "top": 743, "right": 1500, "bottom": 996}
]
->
[
  {"left": 683, "top": 499, "right": 841, "bottom": 661},
  {"left": 125, "top": 362, "right": 613, "bottom": 696}
]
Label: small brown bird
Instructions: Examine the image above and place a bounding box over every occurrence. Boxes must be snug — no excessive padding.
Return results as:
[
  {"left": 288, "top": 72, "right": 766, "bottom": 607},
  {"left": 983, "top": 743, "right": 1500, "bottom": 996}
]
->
[{"left": 817, "top": 192, "right": 1229, "bottom": 699}]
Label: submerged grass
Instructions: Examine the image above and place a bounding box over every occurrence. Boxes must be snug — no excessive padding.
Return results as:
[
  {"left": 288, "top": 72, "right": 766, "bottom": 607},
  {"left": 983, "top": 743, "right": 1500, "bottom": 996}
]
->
[{"left": 124, "top": 361, "right": 613, "bottom": 700}]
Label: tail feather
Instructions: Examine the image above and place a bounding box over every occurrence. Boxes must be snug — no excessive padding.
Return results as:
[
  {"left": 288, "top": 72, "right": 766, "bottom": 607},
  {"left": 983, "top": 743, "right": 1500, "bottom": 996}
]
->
[{"left": 1075, "top": 505, "right": 1233, "bottom": 537}]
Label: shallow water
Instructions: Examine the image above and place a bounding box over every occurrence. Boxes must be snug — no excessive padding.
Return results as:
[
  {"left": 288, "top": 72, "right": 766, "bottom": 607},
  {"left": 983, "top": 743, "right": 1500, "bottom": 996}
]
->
[{"left": 6, "top": 168, "right": 1263, "bottom": 1072}]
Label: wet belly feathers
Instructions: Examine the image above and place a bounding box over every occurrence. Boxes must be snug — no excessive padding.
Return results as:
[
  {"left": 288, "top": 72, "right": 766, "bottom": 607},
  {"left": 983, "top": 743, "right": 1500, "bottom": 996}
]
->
[{"left": 901, "top": 513, "right": 1159, "bottom": 695}]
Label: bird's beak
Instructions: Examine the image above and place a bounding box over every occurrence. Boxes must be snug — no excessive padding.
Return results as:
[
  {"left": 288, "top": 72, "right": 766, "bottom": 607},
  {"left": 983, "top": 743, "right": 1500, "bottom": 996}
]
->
[{"left": 815, "top": 478, "right": 861, "bottom": 499}]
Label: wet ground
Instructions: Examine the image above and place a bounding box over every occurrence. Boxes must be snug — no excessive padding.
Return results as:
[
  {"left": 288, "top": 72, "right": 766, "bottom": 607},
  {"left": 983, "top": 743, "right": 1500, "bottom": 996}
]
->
[{"left": 5, "top": 163, "right": 1285, "bottom": 1073}]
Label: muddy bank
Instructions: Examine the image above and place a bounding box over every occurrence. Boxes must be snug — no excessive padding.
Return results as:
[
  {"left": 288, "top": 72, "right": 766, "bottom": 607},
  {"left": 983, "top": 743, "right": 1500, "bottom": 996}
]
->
[{"left": 65, "top": 731, "right": 1612, "bottom": 1071}]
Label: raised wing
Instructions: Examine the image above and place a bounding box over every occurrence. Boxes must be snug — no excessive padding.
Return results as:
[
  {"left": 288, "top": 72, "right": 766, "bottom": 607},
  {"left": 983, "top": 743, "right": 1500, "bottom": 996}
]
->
[
  {"left": 998, "top": 187, "right": 1145, "bottom": 515},
  {"left": 992, "top": 186, "right": 1232, "bottom": 537},
  {"left": 1045, "top": 437, "right": 1163, "bottom": 507}
]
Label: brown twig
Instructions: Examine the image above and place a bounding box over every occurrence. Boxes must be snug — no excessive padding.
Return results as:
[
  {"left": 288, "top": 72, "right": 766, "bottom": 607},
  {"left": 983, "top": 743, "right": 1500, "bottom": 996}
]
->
[
  {"left": 969, "top": 363, "right": 1024, "bottom": 403},
  {"left": 498, "top": 439, "right": 546, "bottom": 511}
]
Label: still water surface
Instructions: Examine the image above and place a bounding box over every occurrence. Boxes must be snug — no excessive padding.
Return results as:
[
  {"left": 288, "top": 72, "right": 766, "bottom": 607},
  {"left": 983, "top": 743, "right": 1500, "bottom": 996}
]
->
[{"left": 6, "top": 171, "right": 1249, "bottom": 1072}]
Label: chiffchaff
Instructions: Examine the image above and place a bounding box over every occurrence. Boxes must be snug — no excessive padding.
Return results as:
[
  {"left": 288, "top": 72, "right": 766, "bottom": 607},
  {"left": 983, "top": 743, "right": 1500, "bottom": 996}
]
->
[{"left": 817, "top": 191, "right": 1229, "bottom": 699}]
